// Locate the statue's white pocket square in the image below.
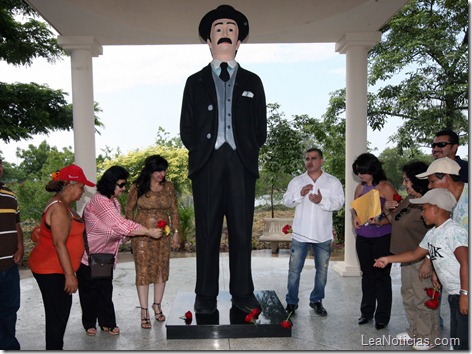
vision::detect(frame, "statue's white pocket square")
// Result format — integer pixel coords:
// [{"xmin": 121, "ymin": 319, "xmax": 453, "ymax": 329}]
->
[{"xmin": 242, "ymin": 91, "xmax": 254, "ymax": 98}]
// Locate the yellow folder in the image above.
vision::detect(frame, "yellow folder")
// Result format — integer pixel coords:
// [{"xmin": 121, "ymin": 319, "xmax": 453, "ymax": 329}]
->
[{"xmin": 351, "ymin": 189, "xmax": 381, "ymax": 225}]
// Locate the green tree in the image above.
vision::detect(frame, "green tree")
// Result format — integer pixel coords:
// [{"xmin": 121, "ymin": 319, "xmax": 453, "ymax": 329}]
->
[
  {"xmin": 12, "ymin": 144, "xmax": 74, "ymax": 221},
  {"xmin": 368, "ymin": 0, "xmax": 468, "ymax": 150},
  {"xmin": 0, "ymin": 0, "xmax": 103, "ymax": 143},
  {"xmin": 13, "ymin": 140, "xmax": 73, "ymax": 180},
  {"xmin": 378, "ymin": 147, "xmax": 433, "ymax": 191},
  {"xmin": 97, "ymin": 145, "xmax": 191, "ymax": 207},
  {"xmin": 258, "ymin": 103, "xmax": 305, "ymax": 217}
]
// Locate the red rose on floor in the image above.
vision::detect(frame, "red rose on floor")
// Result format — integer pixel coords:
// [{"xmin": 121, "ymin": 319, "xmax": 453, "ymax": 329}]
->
[
  {"xmin": 280, "ymin": 320, "xmax": 292, "ymax": 328},
  {"xmin": 245, "ymin": 313, "xmax": 257, "ymax": 325},
  {"xmin": 393, "ymin": 193, "xmax": 403, "ymax": 202},
  {"xmin": 280, "ymin": 311, "xmax": 293, "ymax": 328},
  {"xmin": 251, "ymin": 308, "xmax": 260, "ymax": 316},
  {"xmin": 282, "ymin": 224, "xmax": 293, "ymax": 234},
  {"xmin": 179, "ymin": 310, "xmax": 193, "ymax": 324}
]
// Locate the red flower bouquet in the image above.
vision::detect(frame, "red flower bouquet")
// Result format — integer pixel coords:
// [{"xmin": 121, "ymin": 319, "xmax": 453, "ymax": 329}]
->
[
  {"xmin": 282, "ymin": 224, "xmax": 293, "ymax": 234},
  {"xmin": 424, "ymin": 287, "xmax": 440, "ymax": 309},
  {"xmin": 157, "ymin": 220, "xmax": 171, "ymax": 235}
]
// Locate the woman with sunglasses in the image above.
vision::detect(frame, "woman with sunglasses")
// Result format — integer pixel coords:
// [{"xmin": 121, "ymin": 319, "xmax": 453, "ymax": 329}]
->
[
  {"xmin": 77, "ymin": 166, "xmax": 163, "ymax": 336},
  {"xmin": 125, "ymin": 155, "xmax": 180, "ymax": 328},
  {"xmin": 352, "ymin": 153, "xmax": 398, "ymax": 330},
  {"xmin": 382, "ymin": 160, "xmax": 440, "ymax": 350}
]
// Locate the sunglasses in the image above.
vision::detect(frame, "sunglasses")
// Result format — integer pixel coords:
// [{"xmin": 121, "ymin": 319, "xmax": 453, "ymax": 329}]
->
[
  {"xmin": 395, "ymin": 207, "xmax": 410, "ymax": 221},
  {"xmin": 116, "ymin": 182, "xmax": 127, "ymax": 189},
  {"xmin": 431, "ymin": 142, "xmax": 453, "ymax": 148}
]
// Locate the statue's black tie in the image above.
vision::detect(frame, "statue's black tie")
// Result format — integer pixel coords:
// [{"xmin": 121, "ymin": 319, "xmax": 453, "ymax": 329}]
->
[{"xmin": 219, "ymin": 62, "xmax": 230, "ymax": 82}]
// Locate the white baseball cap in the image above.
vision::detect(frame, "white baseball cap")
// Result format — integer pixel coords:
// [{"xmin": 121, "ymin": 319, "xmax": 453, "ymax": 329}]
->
[
  {"xmin": 415, "ymin": 157, "xmax": 460, "ymax": 179},
  {"xmin": 410, "ymin": 188, "xmax": 457, "ymax": 212}
]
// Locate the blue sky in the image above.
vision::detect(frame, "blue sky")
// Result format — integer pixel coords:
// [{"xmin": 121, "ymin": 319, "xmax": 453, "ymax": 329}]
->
[{"xmin": 1, "ymin": 43, "xmax": 467, "ymax": 164}]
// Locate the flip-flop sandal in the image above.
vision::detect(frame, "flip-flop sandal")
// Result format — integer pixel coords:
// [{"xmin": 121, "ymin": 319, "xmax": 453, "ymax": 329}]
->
[
  {"xmin": 85, "ymin": 328, "xmax": 97, "ymax": 336},
  {"xmin": 100, "ymin": 326, "xmax": 120, "ymax": 335}
]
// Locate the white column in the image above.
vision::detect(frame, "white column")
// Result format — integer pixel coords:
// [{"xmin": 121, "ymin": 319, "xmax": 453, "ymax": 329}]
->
[
  {"xmin": 57, "ymin": 36, "xmax": 103, "ymax": 213},
  {"xmin": 332, "ymin": 32, "xmax": 381, "ymax": 276}
]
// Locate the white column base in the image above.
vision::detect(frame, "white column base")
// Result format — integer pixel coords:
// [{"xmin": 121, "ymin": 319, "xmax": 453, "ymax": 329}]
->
[{"xmin": 332, "ymin": 261, "xmax": 362, "ymax": 277}]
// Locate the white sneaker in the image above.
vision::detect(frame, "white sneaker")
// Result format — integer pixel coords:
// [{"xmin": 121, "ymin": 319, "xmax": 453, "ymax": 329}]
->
[
  {"xmin": 396, "ymin": 332, "xmax": 412, "ymax": 342},
  {"xmin": 413, "ymin": 342, "xmax": 436, "ymax": 351}
]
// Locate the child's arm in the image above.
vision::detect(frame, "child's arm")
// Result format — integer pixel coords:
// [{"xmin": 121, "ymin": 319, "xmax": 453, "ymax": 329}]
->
[
  {"xmin": 455, "ymin": 246, "xmax": 468, "ymax": 315},
  {"xmin": 374, "ymin": 246, "xmax": 429, "ymax": 268}
]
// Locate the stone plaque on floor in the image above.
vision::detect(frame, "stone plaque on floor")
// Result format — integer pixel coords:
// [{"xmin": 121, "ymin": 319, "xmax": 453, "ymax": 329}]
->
[{"xmin": 166, "ymin": 290, "xmax": 291, "ymax": 339}]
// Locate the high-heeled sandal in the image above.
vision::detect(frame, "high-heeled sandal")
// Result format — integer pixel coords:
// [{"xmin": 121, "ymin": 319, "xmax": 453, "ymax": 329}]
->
[
  {"xmin": 141, "ymin": 307, "xmax": 152, "ymax": 329},
  {"xmin": 152, "ymin": 302, "xmax": 166, "ymax": 322}
]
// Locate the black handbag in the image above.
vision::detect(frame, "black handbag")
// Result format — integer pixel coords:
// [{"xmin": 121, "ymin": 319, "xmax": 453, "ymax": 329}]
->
[{"xmin": 83, "ymin": 229, "xmax": 115, "ymax": 279}]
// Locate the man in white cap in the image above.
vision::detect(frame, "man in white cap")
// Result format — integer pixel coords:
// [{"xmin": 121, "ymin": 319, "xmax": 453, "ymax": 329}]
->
[
  {"xmin": 416, "ymin": 157, "xmax": 468, "ymax": 231},
  {"xmin": 374, "ymin": 188, "xmax": 468, "ymax": 351},
  {"xmin": 180, "ymin": 4, "xmax": 266, "ymax": 315}
]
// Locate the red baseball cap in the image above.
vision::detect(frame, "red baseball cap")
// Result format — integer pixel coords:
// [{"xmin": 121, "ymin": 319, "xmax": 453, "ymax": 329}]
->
[{"xmin": 53, "ymin": 164, "xmax": 95, "ymax": 187}]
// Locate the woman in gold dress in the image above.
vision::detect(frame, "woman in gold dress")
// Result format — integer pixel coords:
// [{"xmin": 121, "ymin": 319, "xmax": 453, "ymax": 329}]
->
[{"xmin": 125, "ymin": 155, "xmax": 180, "ymax": 328}]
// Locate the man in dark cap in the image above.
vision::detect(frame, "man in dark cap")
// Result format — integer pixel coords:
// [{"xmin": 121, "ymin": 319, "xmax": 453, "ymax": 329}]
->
[{"xmin": 180, "ymin": 4, "xmax": 266, "ymax": 314}]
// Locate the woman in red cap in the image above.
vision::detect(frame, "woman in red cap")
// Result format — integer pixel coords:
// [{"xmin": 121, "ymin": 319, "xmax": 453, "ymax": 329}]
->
[{"xmin": 29, "ymin": 164, "xmax": 95, "ymax": 350}]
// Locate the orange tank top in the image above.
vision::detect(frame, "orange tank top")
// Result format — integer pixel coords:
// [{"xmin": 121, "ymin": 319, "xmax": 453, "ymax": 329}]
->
[{"xmin": 29, "ymin": 200, "xmax": 85, "ymax": 274}]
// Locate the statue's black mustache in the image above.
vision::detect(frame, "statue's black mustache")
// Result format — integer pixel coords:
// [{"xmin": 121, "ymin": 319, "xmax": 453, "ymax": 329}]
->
[{"xmin": 217, "ymin": 38, "xmax": 232, "ymax": 44}]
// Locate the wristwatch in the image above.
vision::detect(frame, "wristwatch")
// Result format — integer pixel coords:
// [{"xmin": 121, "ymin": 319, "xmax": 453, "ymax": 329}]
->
[{"xmin": 459, "ymin": 289, "xmax": 468, "ymax": 296}]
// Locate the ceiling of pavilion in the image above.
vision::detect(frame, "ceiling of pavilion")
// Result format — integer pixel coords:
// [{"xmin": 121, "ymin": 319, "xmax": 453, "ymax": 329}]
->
[{"xmin": 26, "ymin": 0, "xmax": 409, "ymax": 46}]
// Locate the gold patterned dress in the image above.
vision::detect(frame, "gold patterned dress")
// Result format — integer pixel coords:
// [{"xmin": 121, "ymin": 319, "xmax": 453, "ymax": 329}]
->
[{"xmin": 125, "ymin": 181, "xmax": 179, "ymax": 285}]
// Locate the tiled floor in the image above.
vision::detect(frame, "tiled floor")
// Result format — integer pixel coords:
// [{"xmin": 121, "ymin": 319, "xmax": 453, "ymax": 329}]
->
[{"xmin": 16, "ymin": 250, "xmax": 452, "ymax": 351}]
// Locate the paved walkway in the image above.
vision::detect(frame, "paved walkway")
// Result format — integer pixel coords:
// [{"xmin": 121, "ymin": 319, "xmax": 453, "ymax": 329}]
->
[{"xmin": 17, "ymin": 250, "xmax": 452, "ymax": 351}]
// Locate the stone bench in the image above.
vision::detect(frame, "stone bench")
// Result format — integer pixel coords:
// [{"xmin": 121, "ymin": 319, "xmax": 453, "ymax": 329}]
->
[{"xmin": 259, "ymin": 217, "xmax": 293, "ymax": 253}]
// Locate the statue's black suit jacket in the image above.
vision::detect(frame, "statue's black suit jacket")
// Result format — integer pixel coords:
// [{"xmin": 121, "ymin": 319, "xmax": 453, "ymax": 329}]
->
[{"xmin": 180, "ymin": 64, "xmax": 267, "ymax": 179}]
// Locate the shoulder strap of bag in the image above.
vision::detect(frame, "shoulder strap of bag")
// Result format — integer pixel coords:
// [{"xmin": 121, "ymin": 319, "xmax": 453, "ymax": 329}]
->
[{"xmin": 82, "ymin": 210, "xmax": 91, "ymax": 256}]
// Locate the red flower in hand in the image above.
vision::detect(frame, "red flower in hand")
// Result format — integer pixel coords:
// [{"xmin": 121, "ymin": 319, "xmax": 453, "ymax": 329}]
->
[
  {"xmin": 393, "ymin": 194, "xmax": 403, "ymax": 203},
  {"xmin": 425, "ymin": 287, "xmax": 440, "ymax": 300},
  {"xmin": 425, "ymin": 299, "xmax": 439, "ymax": 309},
  {"xmin": 280, "ymin": 311, "xmax": 293, "ymax": 328},
  {"xmin": 424, "ymin": 287, "xmax": 440, "ymax": 309},
  {"xmin": 157, "ymin": 220, "xmax": 171, "ymax": 235},
  {"xmin": 282, "ymin": 224, "xmax": 293, "ymax": 234}
]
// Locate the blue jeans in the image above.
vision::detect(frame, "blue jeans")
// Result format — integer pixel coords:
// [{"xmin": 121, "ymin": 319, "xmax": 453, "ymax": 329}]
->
[
  {"xmin": 286, "ymin": 239, "xmax": 332, "ymax": 305},
  {"xmin": 448, "ymin": 295, "xmax": 468, "ymax": 350},
  {"xmin": 0, "ymin": 264, "xmax": 21, "ymax": 350}
]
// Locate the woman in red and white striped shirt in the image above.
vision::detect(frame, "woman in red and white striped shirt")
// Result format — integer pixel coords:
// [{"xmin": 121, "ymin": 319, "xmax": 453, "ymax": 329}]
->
[{"xmin": 77, "ymin": 166, "xmax": 163, "ymax": 336}]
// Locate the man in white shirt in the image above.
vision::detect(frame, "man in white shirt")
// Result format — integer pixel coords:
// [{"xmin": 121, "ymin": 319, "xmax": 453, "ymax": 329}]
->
[{"xmin": 283, "ymin": 148, "xmax": 344, "ymax": 316}]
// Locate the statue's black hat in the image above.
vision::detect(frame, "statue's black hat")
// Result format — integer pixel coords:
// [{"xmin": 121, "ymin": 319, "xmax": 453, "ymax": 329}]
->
[{"xmin": 198, "ymin": 4, "xmax": 249, "ymax": 42}]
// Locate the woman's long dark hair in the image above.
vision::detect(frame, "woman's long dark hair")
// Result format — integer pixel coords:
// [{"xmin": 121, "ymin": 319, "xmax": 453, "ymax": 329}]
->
[
  {"xmin": 97, "ymin": 166, "xmax": 129, "ymax": 198},
  {"xmin": 352, "ymin": 153, "xmax": 387, "ymax": 186},
  {"xmin": 402, "ymin": 160, "xmax": 430, "ymax": 196},
  {"xmin": 134, "ymin": 155, "xmax": 169, "ymax": 198}
]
